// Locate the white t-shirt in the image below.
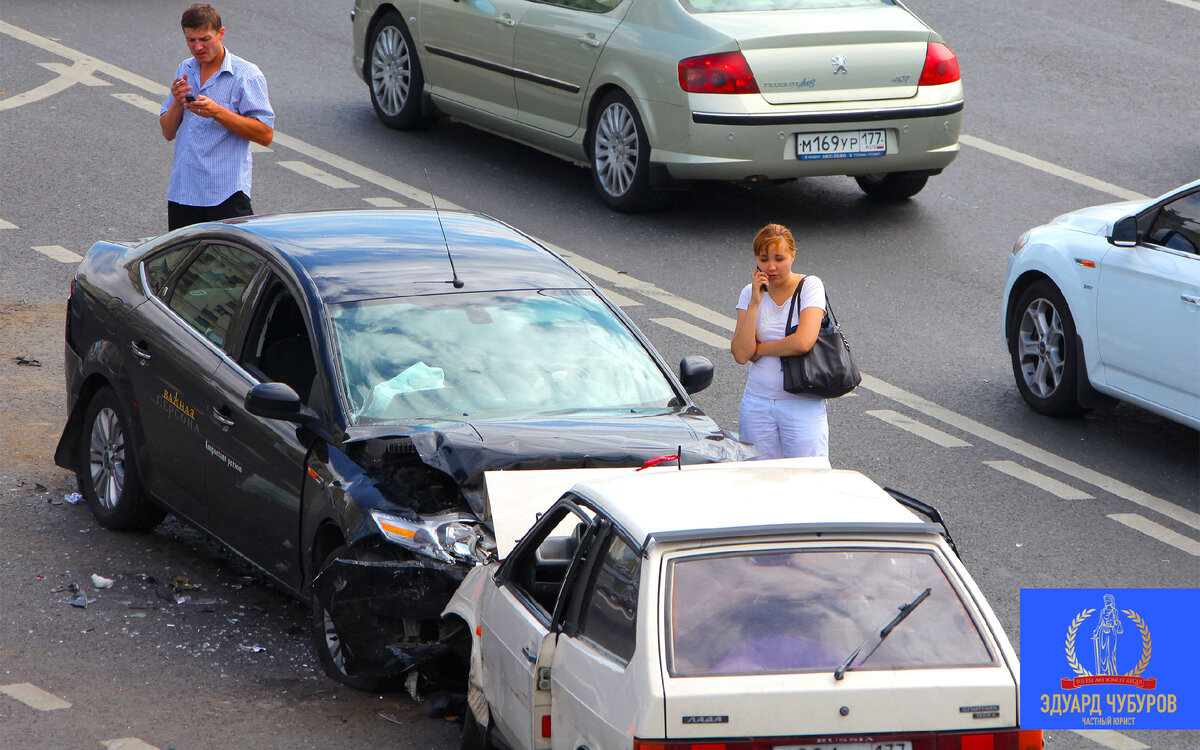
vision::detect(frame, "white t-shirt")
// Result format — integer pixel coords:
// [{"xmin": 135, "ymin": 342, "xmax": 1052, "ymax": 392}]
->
[{"xmin": 737, "ymin": 275, "xmax": 826, "ymax": 399}]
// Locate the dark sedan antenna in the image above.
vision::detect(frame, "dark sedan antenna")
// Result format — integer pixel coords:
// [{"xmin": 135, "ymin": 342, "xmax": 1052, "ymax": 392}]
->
[{"xmin": 425, "ymin": 169, "xmax": 464, "ymax": 289}]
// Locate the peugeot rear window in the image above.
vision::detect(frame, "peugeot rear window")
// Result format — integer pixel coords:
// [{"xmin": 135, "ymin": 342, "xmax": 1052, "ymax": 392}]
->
[
  {"xmin": 665, "ymin": 547, "xmax": 993, "ymax": 677},
  {"xmin": 680, "ymin": 0, "xmax": 894, "ymax": 13}
]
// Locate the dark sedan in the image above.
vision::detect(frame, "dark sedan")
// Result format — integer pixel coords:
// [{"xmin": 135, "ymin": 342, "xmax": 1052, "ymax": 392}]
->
[{"xmin": 53, "ymin": 209, "xmax": 749, "ymax": 690}]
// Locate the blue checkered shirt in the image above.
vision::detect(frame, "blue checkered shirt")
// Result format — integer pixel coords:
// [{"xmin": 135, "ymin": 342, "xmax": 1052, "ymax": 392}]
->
[{"xmin": 160, "ymin": 50, "xmax": 274, "ymax": 207}]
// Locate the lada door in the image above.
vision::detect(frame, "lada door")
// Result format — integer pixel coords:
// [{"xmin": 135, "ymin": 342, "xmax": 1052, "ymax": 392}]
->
[
  {"xmin": 1096, "ymin": 190, "xmax": 1200, "ymax": 419},
  {"xmin": 420, "ymin": 0, "xmax": 528, "ymax": 118},
  {"xmin": 513, "ymin": 0, "xmax": 630, "ymax": 137},
  {"xmin": 123, "ymin": 241, "xmax": 262, "ymax": 528}
]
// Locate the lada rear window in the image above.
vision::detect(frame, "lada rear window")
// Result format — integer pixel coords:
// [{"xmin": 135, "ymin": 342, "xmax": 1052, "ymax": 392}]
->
[
  {"xmin": 680, "ymin": 0, "xmax": 894, "ymax": 14},
  {"xmin": 665, "ymin": 548, "xmax": 993, "ymax": 677}
]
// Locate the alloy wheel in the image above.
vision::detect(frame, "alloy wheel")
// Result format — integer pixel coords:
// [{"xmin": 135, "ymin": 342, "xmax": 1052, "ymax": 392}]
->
[
  {"xmin": 88, "ymin": 407, "xmax": 125, "ymax": 511},
  {"xmin": 371, "ymin": 26, "xmax": 411, "ymax": 117},
  {"xmin": 322, "ymin": 607, "xmax": 347, "ymax": 673},
  {"xmin": 594, "ymin": 102, "xmax": 639, "ymax": 198},
  {"xmin": 1017, "ymin": 298, "xmax": 1066, "ymax": 398}
]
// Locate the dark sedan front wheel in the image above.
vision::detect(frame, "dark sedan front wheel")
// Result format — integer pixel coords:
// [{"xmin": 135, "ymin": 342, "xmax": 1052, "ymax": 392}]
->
[
  {"xmin": 1010, "ymin": 280, "xmax": 1085, "ymax": 416},
  {"xmin": 77, "ymin": 387, "xmax": 164, "ymax": 531},
  {"xmin": 310, "ymin": 547, "xmax": 398, "ymax": 692}
]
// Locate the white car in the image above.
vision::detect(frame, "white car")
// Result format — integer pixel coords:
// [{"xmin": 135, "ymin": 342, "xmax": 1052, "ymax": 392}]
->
[
  {"xmin": 444, "ymin": 458, "xmax": 1041, "ymax": 750},
  {"xmin": 1002, "ymin": 179, "xmax": 1200, "ymax": 429}
]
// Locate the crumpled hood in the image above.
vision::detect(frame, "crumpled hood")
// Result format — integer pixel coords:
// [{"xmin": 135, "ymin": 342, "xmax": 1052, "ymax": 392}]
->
[{"xmin": 346, "ymin": 411, "xmax": 753, "ymax": 520}]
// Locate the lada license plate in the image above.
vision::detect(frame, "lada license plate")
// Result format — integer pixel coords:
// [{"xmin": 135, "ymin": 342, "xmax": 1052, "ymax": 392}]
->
[
  {"xmin": 777, "ymin": 743, "xmax": 912, "ymax": 750},
  {"xmin": 796, "ymin": 130, "xmax": 886, "ymax": 160}
]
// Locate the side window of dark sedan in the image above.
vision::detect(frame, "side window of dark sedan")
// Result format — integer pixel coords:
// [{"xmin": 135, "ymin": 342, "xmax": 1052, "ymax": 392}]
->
[
  {"xmin": 576, "ymin": 532, "xmax": 640, "ymax": 664},
  {"xmin": 1147, "ymin": 192, "xmax": 1200, "ymax": 255},
  {"xmin": 143, "ymin": 246, "xmax": 193, "ymax": 299},
  {"xmin": 168, "ymin": 244, "xmax": 261, "ymax": 347},
  {"xmin": 243, "ymin": 281, "xmax": 319, "ymax": 404}
]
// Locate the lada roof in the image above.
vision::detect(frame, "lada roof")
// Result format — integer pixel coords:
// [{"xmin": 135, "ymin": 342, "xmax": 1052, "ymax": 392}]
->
[{"xmin": 569, "ymin": 460, "xmax": 939, "ymax": 550}]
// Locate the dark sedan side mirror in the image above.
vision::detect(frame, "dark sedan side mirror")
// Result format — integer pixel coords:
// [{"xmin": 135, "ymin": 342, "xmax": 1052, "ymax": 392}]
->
[
  {"xmin": 245, "ymin": 382, "xmax": 320, "ymax": 426},
  {"xmin": 679, "ymin": 356, "xmax": 714, "ymax": 394},
  {"xmin": 1110, "ymin": 215, "xmax": 1138, "ymax": 247}
]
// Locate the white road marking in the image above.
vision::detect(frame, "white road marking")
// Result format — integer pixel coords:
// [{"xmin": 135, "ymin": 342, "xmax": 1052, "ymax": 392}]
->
[
  {"xmin": 651, "ymin": 317, "xmax": 730, "ymax": 349},
  {"xmin": 867, "ymin": 409, "xmax": 971, "ymax": 448},
  {"xmin": 864, "ymin": 373, "xmax": 1200, "ymax": 531},
  {"xmin": 0, "ymin": 683, "xmax": 72, "ymax": 711},
  {"xmin": 596, "ymin": 287, "xmax": 641, "ymax": 307},
  {"xmin": 102, "ymin": 739, "xmax": 162, "ymax": 750},
  {"xmin": 40, "ymin": 60, "xmax": 109, "ymax": 86},
  {"xmin": 110, "ymin": 92, "xmax": 159, "ymax": 114},
  {"xmin": 0, "ymin": 218, "xmax": 17, "ymax": 229},
  {"xmin": 959, "ymin": 135, "xmax": 1149, "ymax": 202},
  {"xmin": 0, "ymin": 19, "xmax": 1193, "ymax": 538},
  {"xmin": 1071, "ymin": 729, "xmax": 1150, "ymax": 750},
  {"xmin": 985, "ymin": 460, "xmax": 1094, "ymax": 500},
  {"xmin": 276, "ymin": 160, "xmax": 358, "ymax": 189},
  {"xmin": 33, "ymin": 244, "xmax": 83, "ymax": 263},
  {"xmin": 0, "ymin": 59, "xmax": 107, "ymax": 111},
  {"xmin": 1108, "ymin": 513, "xmax": 1200, "ymax": 557},
  {"xmin": 1164, "ymin": 0, "xmax": 1200, "ymax": 9},
  {"xmin": 364, "ymin": 196, "xmax": 407, "ymax": 208}
]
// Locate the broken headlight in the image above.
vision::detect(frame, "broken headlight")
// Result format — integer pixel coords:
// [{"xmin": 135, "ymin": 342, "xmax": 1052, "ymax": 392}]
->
[{"xmin": 369, "ymin": 510, "xmax": 497, "ymax": 565}]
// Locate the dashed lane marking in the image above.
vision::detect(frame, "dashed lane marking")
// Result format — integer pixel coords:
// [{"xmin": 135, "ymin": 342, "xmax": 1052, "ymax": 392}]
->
[
  {"xmin": 32, "ymin": 244, "xmax": 83, "ymax": 263},
  {"xmin": 959, "ymin": 135, "xmax": 1149, "ymax": 202},
  {"xmin": 102, "ymin": 739, "xmax": 162, "ymax": 750},
  {"xmin": 0, "ymin": 683, "xmax": 72, "ymax": 711},
  {"xmin": 276, "ymin": 160, "xmax": 358, "ymax": 189},
  {"xmin": 1165, "ymin": 0, "xmax": 1200, "ymax": 9},
  {"xmin": 110, "ymin": 92, "xmax": 159, "ymax": 114},
  {"xmin": 984, "ymin": 460, "xmax": 1094, "ymax": 500},
  {"xmin": 1108, "ymin": 513, "xmax": 1200, "ymax": 557},
  {"xmin": 1071, "ymin": 730, "xmax": 1150, "ymax": 750},
  {"xmin": 651, "ymin": 317, "xmax": 731, "ymax": 350},
  {"xmin": 0, "ymin": 218, "xmax": 17, "ymax": 229},
  {"xmin": 364, "ymin": 196, "xmax": 407, "ymax": 208},
  {"xmin": 866, "ymin": 409, "xmax": 971, "ymax": 448},
  {"xmin": 596, "ymin": 287, "xmax": 641, "ymax": 307}
]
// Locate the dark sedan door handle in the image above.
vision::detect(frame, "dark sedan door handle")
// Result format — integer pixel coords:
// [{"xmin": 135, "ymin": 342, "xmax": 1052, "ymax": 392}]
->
[
  {"xmin": 521, "ymin": 646, "xmax": 538, "ymax": 663},
  {"xmin": 211, "ymin": 406, "xmax": 235, "ymax": 430},
  {"xmin": 130, "ymin": 341, "xmax": 152, "ymax": 364}
]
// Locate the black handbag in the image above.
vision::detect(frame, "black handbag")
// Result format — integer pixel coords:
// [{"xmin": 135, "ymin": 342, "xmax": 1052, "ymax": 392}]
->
[{"xmin": 780, "ymin": 278, "xmax": 861, "ymax": 398}]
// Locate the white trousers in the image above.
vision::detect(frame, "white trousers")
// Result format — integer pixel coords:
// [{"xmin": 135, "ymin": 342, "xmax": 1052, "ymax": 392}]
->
[{"xmin": 738, "ymin": 392, "xmax": 829, "ymax": 459}]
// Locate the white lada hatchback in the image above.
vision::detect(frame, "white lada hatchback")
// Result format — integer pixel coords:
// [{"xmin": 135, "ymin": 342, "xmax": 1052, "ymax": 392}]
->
[{"xmin": 445, "ymin": 459, "xmax": 1042, "ymax": 750}]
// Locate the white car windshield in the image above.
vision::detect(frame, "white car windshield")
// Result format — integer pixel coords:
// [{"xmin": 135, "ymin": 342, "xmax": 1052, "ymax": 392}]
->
[
  {"xmin": 666, "ymin": 548, "xmax": 993, "ymax": 677},
  {"xmin": 681, "ymin": 0, "xmax": 894, "ymax": 13},
  {"xmin": 331, "ymin": 289, "xmax": 678, "ymax": 424}
]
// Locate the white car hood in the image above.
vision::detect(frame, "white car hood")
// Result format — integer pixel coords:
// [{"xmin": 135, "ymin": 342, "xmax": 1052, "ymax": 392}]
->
[{"xmin": 1049, "ymin": 198, "xmax": 1149, "ymax": 235}]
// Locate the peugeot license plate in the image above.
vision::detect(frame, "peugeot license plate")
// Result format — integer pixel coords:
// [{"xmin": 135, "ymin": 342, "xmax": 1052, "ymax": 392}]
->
[
  {"xmin": 777, "ymin": 743, "xmax": 912, "ymax": 750},
  {"xmin": 796, "ymin": 130, "xmax": 886, "ymax": 160}
]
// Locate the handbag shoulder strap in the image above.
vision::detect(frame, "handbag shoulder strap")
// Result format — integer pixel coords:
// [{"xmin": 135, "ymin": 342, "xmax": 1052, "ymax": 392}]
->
[{"xmin": 784, "ymin": 276, "xmax": 805, "ymax": 331}]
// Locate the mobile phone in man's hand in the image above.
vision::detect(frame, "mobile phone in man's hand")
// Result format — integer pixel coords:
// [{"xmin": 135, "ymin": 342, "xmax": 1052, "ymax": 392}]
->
[{"xmin": 185, "ymin": 94, "xmax": 197, "ymax": 103}]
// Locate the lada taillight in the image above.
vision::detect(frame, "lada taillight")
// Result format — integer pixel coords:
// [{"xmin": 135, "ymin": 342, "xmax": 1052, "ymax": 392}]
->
[
  {"xmin": 678, "ymin": 51, "xmax": 760, "ymax": 94},
  {"xmin": 938, "ymin": 729, "xmax": 1043, "ymax": 750},
  {"xmin": 919, "ymin": 41, "xmax": 960, "ymax": 85}
]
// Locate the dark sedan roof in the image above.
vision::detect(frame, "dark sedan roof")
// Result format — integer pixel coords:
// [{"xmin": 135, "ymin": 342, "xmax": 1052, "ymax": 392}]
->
[{"xmin": 217, "ymin": 209, "xmax": 591, "ymax": 304}]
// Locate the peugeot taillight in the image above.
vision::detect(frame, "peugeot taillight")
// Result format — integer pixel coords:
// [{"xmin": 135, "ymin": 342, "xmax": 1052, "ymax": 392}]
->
[
  {"xmin": 919, "ymin": 41, "xmax": 960, "ymax": 86},
  {"xmin": 678, "ymin": 52, "xmax": 760, "ymax": 94}
]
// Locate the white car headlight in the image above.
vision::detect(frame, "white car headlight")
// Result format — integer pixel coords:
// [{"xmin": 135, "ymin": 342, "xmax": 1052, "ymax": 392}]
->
[
  {"xmin": 370, "ymin": 510, "xmax": 496, "ymax": 565},
  {"xmin": 1012, "ymin": 231, "xmax": 1031, "ymax": 255}
]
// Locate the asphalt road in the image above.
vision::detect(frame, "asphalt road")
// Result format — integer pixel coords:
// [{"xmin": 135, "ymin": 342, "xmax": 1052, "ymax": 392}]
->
[{"xmin": 0, "ymin": 1, "xmax": 1197, "ymax": 749}]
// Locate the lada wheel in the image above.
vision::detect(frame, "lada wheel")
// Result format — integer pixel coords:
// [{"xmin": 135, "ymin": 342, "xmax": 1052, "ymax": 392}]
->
[
  {"xmin": 1010, "ymin": 280, "xmax": 1084, "ymax": 415},
  {"xmin": 368, "ymin": 12, "xmax": 430, "ymax": 130},
  {"xmin": 77, "ymin": 387, "xmax": 164, "ymax": 531},
  {"xmin": 855, "ymin": 171, "xmax": 929, "ymax": 199},
  {"xmin": 589, "ymin": 91, "xmax": 666, "ymax": 212}
]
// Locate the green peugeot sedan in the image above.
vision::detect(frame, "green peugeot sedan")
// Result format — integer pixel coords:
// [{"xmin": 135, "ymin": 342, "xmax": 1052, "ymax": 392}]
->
[{"xmin": 351, "ymin": 0, "xmax": 963, "ymax": 211}]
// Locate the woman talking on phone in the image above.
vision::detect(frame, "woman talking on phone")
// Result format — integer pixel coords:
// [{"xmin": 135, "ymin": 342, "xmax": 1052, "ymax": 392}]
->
[{"xmin": 731, "ymin": 224, "xmax": 828, "ymax": 459}]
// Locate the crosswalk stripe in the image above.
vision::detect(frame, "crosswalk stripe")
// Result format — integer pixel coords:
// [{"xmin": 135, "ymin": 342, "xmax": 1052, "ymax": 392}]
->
[
  {"xmin": 0, "ymin": 683, "xmax": 72, "ymax": 711},
  {"xmin": 33, "ymin": 244, "xmax": 83, "ymax": 263},
  {"xmin": 867, "ymin": 409, "xmax": 971, "ymax": 447},
  {"xmin": 1108, "ymin": 513, "xmax": 1200, "ymax": 557},
  {"xmin": 984, "ymin": 460, "xmax": 1094, "ymax": 500},
  {"xmin": 275, "ymin": 160, "xmax": 358, "ymax": 189},
  {"xmin": 651, "ymin": 317, "xmax": 729, "ymax": 350}
]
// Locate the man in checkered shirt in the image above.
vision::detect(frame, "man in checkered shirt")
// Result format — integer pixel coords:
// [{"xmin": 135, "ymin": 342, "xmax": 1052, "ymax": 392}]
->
[{"xmin": 159, "ymin": 4, "xmax": 274, "ymax": 230}]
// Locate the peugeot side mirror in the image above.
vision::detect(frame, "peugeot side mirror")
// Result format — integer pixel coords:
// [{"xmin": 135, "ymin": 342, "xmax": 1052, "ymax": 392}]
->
[
  {"xmin": 679, "ymin": 356, "xmax": 714, "ymax": 394},
  {"xmin": 245, "ymin": 382, "xmax": 320, "ymax": 426},
  {"xmin": 1110, "ymin": 215, "xmax": 1138, "ymax": 247}
]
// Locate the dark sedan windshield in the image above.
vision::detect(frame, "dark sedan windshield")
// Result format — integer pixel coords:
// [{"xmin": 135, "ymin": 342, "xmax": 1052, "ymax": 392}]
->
[{"xmin": 330, "ymin": 290, "xmax": 678, "ymax": 424}]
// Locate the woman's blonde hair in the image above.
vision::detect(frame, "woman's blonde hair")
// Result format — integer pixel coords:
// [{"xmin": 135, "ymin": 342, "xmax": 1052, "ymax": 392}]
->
[{"xmin": 752, "ymin": 223, "xmax": 795, "ymax": 256}]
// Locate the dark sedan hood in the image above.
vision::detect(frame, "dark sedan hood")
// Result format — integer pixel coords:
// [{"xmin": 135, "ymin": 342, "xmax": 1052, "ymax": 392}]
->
[{"xmin": 344, "ymin": 410, "xmax": 753, "ymax": 519}]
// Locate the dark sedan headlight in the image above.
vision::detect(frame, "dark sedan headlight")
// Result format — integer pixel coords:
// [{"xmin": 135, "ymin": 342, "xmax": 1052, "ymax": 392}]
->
[{"xmin": 369, "ymin": 510, "xmax": 496, "ymax": 565}]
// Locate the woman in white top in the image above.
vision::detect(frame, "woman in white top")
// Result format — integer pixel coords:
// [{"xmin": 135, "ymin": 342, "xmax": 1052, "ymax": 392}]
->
[{"xmin": 731, "ymin": 224, "xmax": 828, "ymax": 459}]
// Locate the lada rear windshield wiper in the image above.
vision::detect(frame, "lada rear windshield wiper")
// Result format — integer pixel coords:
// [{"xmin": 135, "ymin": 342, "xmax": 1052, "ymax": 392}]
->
[{"xmin": 834, "ymin": 587, "xmax": 932, "ymax": 681}]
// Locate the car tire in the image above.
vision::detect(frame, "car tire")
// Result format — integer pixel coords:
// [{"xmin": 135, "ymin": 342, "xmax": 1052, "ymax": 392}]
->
[
  {"xmin": 589, "ymin": 91, "xmax": 667, "ymax": 212},
  {"xmin": 310, "ymin": 547, "xmax": 398, "ymax": 692},
  {"xmin": 367, "ymin": 12, "xmax": 431, "ymax": 130},
  {"xmin": 458, "ymin": 711, "xmax": 492, "ymax": 750},
  {"xmin": 1009, "ymin": 280, "xmax": 1085, "ymax": 416},
  {"xmin": 77, "ymin": 387, "xmax": 165, "ymax": 531},
  {"xmin": 854, "ymin": 171, "xmax": 929, "ymax": 200}
]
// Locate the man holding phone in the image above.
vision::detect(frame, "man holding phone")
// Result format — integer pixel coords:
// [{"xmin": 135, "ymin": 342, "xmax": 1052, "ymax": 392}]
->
[{"xmin": 159, "ymin": 4, "xmax": 274, "ymax": 230}]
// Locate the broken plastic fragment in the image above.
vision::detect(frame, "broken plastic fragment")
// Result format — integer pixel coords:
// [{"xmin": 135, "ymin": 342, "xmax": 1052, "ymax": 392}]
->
[
  {"xmin": 238, "ymin": 644, "xmax": 267, "ymax": 654},
  {"xmin": 91, "ymin": 574, "xmax": 115, "ymax": 589},
  {"xmin": 64, "ymin": 492, "xmax": 84, "ymax": 505}
]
